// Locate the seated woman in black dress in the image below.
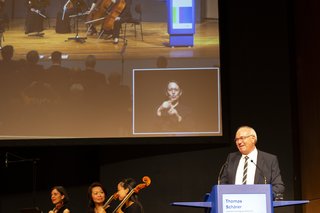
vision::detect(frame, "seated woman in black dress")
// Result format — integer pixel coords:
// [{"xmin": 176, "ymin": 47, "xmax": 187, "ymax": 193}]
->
[
  {"xmin": 25, "ymin": 0, "xmax": 49, "ymax": 36},
  {"xmin": 115, "ymin": 178, "xmax": 144, "ymax": 213},
  {"xmin": 49, "ymin": 186, "xmax": 71, "ymax": 213}
]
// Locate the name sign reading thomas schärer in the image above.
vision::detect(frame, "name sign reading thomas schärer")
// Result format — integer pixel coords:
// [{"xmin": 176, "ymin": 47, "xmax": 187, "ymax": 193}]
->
[{"xmin": 222, "ymin": 194, "xmax": 267, "ymax": 213}]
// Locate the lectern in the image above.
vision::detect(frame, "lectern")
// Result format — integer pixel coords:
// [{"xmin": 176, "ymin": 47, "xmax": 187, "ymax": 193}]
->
[
  {"xmin": 172, "ymin": 184, "xmax": 309, "ymax": 213},
  {"xmin": 167, "ymin": 0, "xmax": 195, "ymax": 47}
]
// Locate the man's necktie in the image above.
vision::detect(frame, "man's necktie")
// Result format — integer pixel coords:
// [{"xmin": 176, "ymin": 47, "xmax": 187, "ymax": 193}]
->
[{"xmin": 242, "ymin": 156, "xmax": 249, "ymax": 184}]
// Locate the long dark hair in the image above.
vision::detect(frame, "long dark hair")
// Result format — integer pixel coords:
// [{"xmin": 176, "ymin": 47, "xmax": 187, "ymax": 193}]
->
[
  {"xmin": 119, "ymin": 178, "xmax": 144, "ymax": 213},
  {"xmin": 87, "ymin": 182, "xmax": 107, "ymax": 213}
]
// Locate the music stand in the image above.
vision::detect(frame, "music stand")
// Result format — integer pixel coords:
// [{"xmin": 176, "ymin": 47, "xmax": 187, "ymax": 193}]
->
[
  {"xmin": 120, "ymin": 39, "xmax": 127, "ymax": 82},
  {"xmin": 66, "ymin": 0, "xmax": 87, "ymax": 43}
]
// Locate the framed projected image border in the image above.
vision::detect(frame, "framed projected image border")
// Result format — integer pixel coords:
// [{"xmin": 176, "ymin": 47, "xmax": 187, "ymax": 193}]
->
[{"xmin": 132, "ymin": 67, "xmax": 222, "ymax": 137}]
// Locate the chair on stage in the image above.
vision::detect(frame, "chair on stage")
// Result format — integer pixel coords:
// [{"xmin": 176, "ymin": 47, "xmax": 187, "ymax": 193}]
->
[{"xmin": 122, "ymin": 3, "xmax": 143, "ymax": 41}]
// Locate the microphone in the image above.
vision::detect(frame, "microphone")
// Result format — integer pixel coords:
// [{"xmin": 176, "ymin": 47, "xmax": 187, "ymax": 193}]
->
[
  {"xmin": 5, "ymin": 152, "xmax": 8, "ymax": 168},
  {"xmin": 120, "ymin": 39, "xmax": 128, "ymax": 56},
  {"xmin": 250, "ymin": 159, "xmax": 267, "ymax": 184},
  {"xmin": 217, "ymin": 162, "xmax": 228, "ymax": 185}
]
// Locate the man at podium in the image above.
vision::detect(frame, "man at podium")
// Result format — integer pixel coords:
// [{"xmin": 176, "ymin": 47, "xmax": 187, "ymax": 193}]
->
[{"xmin": 220, "ymin": 126, "xmax": 285, "ymax": 200}]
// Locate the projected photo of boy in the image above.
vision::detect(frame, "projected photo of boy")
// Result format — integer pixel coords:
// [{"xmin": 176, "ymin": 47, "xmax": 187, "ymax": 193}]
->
[{"xmin": 133, "ymin": 68, "xmax": 221, "ymax": 136}]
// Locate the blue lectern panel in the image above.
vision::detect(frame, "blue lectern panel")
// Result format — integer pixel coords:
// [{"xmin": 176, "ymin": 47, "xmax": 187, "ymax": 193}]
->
[
  {"xmin": 171, "ymin": 184, "xmax": 308, "ymax": 211},
  {"xmin": 171, "ymin": 200, "xmax": 310, "ymax": 209},
  {"xmin": 212, "ymin": 184, "xmax": 273, "ymax": 213},
  {"xmin": 167, "ymin": 0, "xmax": 195, "ymax": 34},
  {"xmin": 167, "ymin": 0, "xmax": 195, "ymax": 46}
]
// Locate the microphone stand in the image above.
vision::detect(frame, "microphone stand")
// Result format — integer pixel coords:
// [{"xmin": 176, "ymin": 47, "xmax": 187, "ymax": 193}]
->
[
  {"xmin": 0, "ymin": 7, "xmax": 5, "ymax": 49},
  {"xmin": 0, "ymin": 31, "xmax": 3, "ymax": 49},
  {"xmin": 250, "ymin": 159, "xmax": 267, "ymax": 184},
  {"xmin": 5, "ymin": 152, "xmax": 40, "ymax": 208},
  {"xmin": 66, "ymin": 0, "xmax": 87, "ymax": 43},
  {"xmin": 120, "ymin": 39, "xmax": 127, "ymax": 83},
  {"xmin": 217, "ymin": 162, "xmax": 228, "ymax": 185}
]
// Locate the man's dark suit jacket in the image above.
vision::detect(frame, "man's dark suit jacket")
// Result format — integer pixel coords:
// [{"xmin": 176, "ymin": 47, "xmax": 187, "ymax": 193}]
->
[{"xmin": 220, "ymin": 150, "xmax": 285, "ymax": 197}]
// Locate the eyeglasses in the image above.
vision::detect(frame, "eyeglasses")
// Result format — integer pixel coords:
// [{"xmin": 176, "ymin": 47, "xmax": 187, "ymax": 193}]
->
[{"xmin": 234, "ymin": 135, "xmax": 253, "ymax": 143}]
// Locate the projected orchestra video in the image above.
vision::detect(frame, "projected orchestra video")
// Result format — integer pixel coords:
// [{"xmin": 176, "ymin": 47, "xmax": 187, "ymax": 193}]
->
[
  {"xmin": 18, "ymin": 0, "xmax": 132, "ymax": 44},
  {"xmin": 0, "ymin": 0, "xmax": 219, "ymax": 139}
]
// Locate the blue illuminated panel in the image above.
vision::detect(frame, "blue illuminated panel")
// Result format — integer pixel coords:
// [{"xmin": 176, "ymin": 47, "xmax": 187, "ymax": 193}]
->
[{"xmin": 167, "ymin": 0, "xmax": 195, "ymax": 46}]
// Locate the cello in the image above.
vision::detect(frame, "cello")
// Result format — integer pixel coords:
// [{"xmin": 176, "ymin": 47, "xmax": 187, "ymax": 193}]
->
[
  {"xmin": 101, "ymin": 0, "xmax": 125, "ymax": 32},
  {"xmin": 112, "ymin": 176, "xmax": 151, "ymax": 213},
  {"xmin": 86, "ymin": 0, "xmax": 113, "ymax": 27}
]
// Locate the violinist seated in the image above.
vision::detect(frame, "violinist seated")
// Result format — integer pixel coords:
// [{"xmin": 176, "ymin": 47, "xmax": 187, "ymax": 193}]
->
[
  {"xmin": 25, "ymin": 0, "xmax": 49, "ymax": 36},
  {"xmin": 56, "ymin": 0, "xmax": 88, "ymax": 34},
  {"xmin": 116, "ymin": 178, "xmax": 144, "ymax": 213},
  {"xmin": 49, "ymin": 186, "xmax": 71, "ymax": 213},
  {"xmin": 87, "ymin": 0, "xmax": 100, "ymax": 14}
]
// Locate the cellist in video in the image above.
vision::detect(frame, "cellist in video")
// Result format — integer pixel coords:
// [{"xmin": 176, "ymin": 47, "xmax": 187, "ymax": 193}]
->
[
  {"xmin": 86, "ymin": 0, "xmax": 115, "ymax": 35},
  {"xmin": 111, "ymin": 0, "xmax": 131, "ymax": 44},
  {"xmin": 86, "ymin": 0, "xmax": 132, "ymax": 44}
]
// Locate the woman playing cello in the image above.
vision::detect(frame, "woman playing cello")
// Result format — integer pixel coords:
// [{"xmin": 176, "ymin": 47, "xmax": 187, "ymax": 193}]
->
[
  {"xmin": 115, "ymin": 178, "xmax": 144, "ymax": 213},
  {"xmin": 110, "ymin": 0, "xmax": 131, "ymax": 44},
  {"xmin": 86, "ymin": 0, "xmax": 132, "ymax": 44},
  {"xmin": 86, "ymin": 0, "xmax": 116, "ymax": 35}
]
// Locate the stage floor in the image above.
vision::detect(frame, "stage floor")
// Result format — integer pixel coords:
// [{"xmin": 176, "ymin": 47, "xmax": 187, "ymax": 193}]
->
[{"xmin": 1, "ymin": 19, "xmax": 219, "ymax": 61}]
